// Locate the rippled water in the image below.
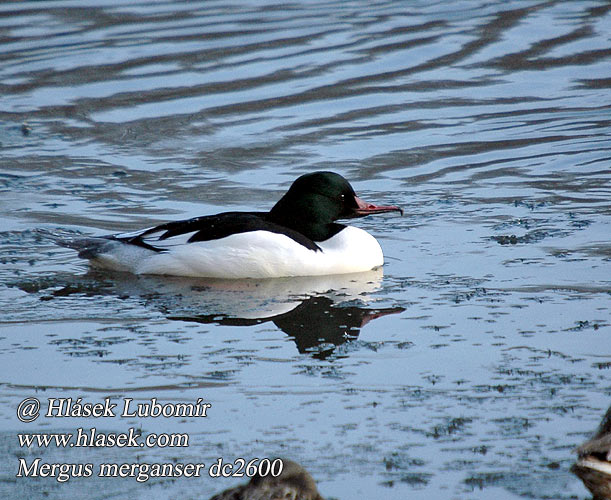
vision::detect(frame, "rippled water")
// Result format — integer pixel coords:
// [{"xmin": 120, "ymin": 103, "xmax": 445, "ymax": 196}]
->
[{"xmin": 1, "ymin": 1, "xmax": 610, "ymax": 499}]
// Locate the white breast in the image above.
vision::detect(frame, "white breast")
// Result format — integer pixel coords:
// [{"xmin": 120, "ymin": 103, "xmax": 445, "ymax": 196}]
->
[{"xmin": 90, "ymin": 226, "xmax": 384, "ymax": 278}]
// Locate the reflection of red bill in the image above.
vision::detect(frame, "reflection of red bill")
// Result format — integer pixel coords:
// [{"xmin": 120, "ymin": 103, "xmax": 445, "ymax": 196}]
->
[{"xmin": 360, "ymin": 306, "xmax": 405, "ymax": 328}]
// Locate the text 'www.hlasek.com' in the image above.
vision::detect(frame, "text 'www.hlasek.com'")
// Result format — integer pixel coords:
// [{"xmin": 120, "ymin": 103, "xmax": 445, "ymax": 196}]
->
[{"xmin": 15, "ymin": 397, "xmax": 283, "ymax": 483}]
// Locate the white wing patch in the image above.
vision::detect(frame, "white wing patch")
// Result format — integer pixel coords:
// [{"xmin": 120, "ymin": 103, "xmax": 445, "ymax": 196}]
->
[
  {"xmin": 140, "ymin": 231, "xmax": 199, "ymax": 249},
  {"xmin": 115, "ymin": 228, "xmax": 200, "ymax": 250},
  {"xmin": 113, "ymin": 227, "xmax": 159, "ymax": 239}
]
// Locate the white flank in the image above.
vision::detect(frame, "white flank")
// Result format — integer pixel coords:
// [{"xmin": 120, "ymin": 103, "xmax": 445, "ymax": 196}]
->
[{"xmin": 88, "ymin": 226, "xmax": 384, "ymax": 278}]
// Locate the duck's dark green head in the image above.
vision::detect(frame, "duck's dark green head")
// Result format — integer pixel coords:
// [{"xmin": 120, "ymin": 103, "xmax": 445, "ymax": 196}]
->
[{"xmin": 269, "ymin": 171, "xmax": 402, "ymax": 241}]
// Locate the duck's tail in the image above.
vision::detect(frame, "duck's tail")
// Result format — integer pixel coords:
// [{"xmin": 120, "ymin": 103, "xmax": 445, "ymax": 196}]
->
[
  {"xmin": 36, "ymin": 228, "xmax": 115, "ymax": 259},
  {"xmin": 57, "ymin": 236, "xmax": 117, "ymax": 259}
]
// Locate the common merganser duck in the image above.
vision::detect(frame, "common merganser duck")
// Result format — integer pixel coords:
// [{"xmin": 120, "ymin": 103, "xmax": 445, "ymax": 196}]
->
[
  {"xmin": 60, "ymin": 171, "xmax": 402, "ymax": 278},
  {"xmin": 572, "ymin": 406, "xmax": 611, "ymax": 499},
  {"xmin": 209, "ymin": 459, "xmax": 324, "ymax": 500}
]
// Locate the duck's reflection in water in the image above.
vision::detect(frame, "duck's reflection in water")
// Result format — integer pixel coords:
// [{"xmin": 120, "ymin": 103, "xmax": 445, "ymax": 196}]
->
[
  {"xmin": 572, "ymin": 406, "xmax": 611, "ymax": 500},
  {"xmin": 111, "ymin": 268, "xmax": 403, "ymax": 359},
  {"xmin": 209, "ymin": 459, "xmax": 324, "ymax": 500}
]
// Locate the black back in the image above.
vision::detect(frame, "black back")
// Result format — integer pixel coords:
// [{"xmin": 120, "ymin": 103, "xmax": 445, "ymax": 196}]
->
[{"xmin": 116, "ymin": 172, "xmax": 362, "ymax": 252}]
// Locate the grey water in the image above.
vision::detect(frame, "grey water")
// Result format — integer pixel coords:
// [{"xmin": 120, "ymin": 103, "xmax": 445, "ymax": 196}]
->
[{"xmin": 0, "ymin": 1, "xmax": 610, "ymax": 499}]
